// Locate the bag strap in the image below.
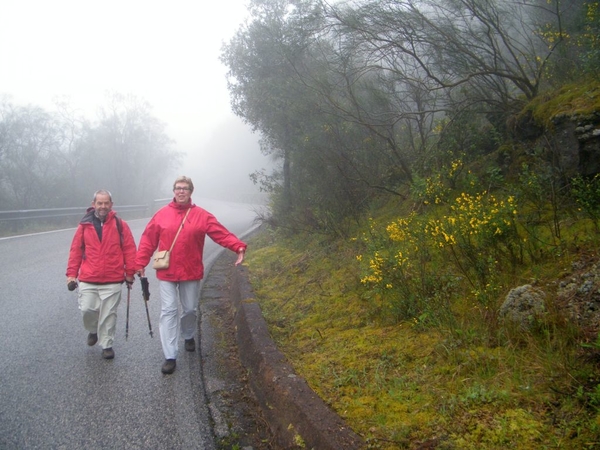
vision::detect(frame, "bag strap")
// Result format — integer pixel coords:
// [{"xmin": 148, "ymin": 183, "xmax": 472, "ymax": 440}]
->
[
  {"xmin": 81, "ymin": 215, "xmax": 123, "ymax": 250},
  {"xmin": 115, "ymin": 216, "xmax": 123, "ymax": 249},
  {"xmin": 168, "ymin": 208, "xmax": 191, "ymax": 252}
]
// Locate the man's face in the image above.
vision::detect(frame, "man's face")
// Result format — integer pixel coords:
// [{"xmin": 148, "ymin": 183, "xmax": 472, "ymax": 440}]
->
[
  {"xmin": 93, "ymin": 193, "xmax": 113, "ymax": 220},
  {"xmin": 173, "ymin": 183, "xmax": 192, "ymax": 204}
]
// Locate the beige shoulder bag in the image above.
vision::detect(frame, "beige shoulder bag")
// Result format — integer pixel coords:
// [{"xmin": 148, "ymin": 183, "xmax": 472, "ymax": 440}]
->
[{"xmin": 152, "ymin": 208, "xmax": 191, "ymax": 270}]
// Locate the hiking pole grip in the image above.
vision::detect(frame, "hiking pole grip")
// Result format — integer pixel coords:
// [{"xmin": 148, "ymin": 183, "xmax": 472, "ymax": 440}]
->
[
  {"xmin": 140, "ymin": 277, "xmax": 153, "ymax": 338},
  {"xmin": 140, "ymin": 276, "xmax": 150, "ymax": 301}
]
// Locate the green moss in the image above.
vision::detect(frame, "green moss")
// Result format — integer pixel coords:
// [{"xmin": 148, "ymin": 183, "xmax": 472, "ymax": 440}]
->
[
  {"xmin": 245, "ymin": 218, "xmax": 600, "ymax": 449},
  {"xmin": 522, "ymin": 79, "xmax": 600, "ymax": 129}
]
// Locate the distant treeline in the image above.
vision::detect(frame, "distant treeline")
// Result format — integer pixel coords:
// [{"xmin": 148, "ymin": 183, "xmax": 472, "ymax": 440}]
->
[{"xmin": 0, "ymin": 92, "xmax": 182, "ymax": 210}]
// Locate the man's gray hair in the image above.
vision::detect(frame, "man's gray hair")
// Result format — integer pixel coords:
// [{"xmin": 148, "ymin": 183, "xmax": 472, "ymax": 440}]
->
[{"xmin": 93, "ymin": 189, "xmax": 113, "ymax": 202}]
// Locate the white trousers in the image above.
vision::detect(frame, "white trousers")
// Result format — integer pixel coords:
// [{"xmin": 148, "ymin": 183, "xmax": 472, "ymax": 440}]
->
[
  {"xmin": 158, "ymin": 280, "xmax": 200, "ymax": 360},
  {"xmin": 78, "ymin": 282, "xmax": 122, "ymax": 349}
]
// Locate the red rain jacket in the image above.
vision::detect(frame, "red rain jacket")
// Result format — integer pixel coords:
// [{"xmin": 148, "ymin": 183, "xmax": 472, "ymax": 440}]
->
[
  {"xmin": 136, "ymin": 200, "xmax": 247, "ymax": 282},
  {"xmin": 66, "ymin": 209, "xmax": 137, "ymax": 283}
]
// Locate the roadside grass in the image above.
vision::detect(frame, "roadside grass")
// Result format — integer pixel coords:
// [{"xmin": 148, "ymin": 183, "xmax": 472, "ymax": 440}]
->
[{"xmin": 245, "ymin": 221, "xmax": 600, "ymax": 449}]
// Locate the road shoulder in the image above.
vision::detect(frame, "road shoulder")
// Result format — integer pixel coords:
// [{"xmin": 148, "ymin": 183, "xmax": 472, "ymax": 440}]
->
[
  {"xmin": 200, "ymin": 250, "xmax": 275, "ymax": 449},
  {"xmin": 200, "ymin": 249, "xmax": 364, "ymax": 449}
]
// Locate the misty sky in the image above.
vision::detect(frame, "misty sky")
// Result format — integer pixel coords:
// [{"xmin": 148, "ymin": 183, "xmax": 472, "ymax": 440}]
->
[{"xmin": 0, "ymin": 0, "xmax": 271, "ymax": 201}]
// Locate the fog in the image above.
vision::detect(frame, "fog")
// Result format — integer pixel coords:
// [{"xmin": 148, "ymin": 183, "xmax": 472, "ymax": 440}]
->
[
  {"xmin": 187, "ymin": 117, "xmax": 269, "ymax": 204},
  {"xmin": 0, "ymin": 0, "xmax": 272, "ymax": 203}
]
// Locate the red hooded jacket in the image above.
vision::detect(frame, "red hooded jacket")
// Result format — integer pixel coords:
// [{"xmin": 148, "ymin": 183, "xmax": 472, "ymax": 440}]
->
[
  {"xmin": 136, "ymin": 200, "xmax": 246, "ymax": 282},
  {"xmin": 66, "ymin": 209, "xmax": 137, "ymax": 283}
]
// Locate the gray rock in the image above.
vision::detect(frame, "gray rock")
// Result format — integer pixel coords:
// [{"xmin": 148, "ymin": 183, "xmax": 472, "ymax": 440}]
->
[{"xmin": 499, "ymin": 284, "xmax": 546, "ymax": 330}]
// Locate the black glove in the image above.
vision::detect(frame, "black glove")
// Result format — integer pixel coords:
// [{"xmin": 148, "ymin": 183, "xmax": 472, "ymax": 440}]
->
[
  {"xmin": 140, "ymin": 276, "xmax": 150, "ymax": 301},
  {"xmin": 67, "ymin": 281, "xmax": 78, "ymax": 291}
]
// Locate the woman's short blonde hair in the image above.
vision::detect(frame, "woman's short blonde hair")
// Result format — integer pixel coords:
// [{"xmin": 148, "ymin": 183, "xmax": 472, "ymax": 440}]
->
[{"xmin": 173, "ymin": 176, "xmax": 194, "ymax": 192}]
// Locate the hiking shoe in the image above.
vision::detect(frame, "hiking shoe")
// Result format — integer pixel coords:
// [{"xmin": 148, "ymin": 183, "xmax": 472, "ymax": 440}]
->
[
  {"xmin": 185, "ymin": 338, "xmax": 196, "ymax": 352},
  {"xmin": 162, "ymin": 359, "xmax": 176, "ymax": 374},
  {"xmin": 102, "ymin": 348, "xmax": 115, "ymax": 360},
  {"xmin": 87, "ymin": 333, "xmax": 98, "ymax": 346}
]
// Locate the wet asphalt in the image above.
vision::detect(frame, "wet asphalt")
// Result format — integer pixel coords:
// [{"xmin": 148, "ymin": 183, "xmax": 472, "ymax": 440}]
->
[{"xmin": 0, "ymin": 200, "xmax": 262, "ymax": 449}]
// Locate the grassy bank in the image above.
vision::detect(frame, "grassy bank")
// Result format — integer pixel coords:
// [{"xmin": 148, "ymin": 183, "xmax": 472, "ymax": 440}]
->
[{"xmin": 244, "ymin": 204, "xmax": 600, "ymax": 449}]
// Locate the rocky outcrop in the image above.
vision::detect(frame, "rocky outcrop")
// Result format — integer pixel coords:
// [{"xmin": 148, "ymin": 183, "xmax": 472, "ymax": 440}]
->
[
  {"xmin": 512, "ymin": 110, "xmax": 600, "ymax": 178},
  {"xmin": 555, "ymin": 255, "xmax": 600, "ymax": 340},
  {"xmin": 500, "ymin": 255, "xmax": 600, "ymax": 341},
  {"xmin": 499, "ymin": 284, "xmax": 547, "ymax": 330},
  {"xmin": 575, "ymin": 117, "xmax": 600, "ymax": 176},
  {"xmin": 550, "ymin": 113, "xmax": 600, "ymax": 177}
]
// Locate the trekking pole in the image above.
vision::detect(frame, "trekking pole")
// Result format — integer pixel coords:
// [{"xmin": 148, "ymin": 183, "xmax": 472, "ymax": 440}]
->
[
  {"xmin": 125, "ymin": 282, "xmax": 131, "ymax": 340},
  {"xmin": 140, "ymin": 276, "xmax": 154, "ymax": 338}
]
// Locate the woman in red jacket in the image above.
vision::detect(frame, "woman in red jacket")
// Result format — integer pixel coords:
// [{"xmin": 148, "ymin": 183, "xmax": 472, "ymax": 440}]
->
[
  {"xmin": 66, "ymin": 190, "xmax": 137, "ymax": 360},
  {"xmin": 136, "ymin": 176, "xmax": 246, "ymax": 374}
]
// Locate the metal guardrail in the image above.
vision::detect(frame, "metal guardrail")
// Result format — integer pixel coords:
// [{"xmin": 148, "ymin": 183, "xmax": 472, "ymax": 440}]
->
[
  {"xmin": 0, "ymin": 195, "xmax": 265, "ymax": 225},
  {"xmin": 0, "ymin": 204, "xmax": 149, "ymax": 222},
  {"xmin": 151, "ymin": 198, "xmax": 171, "ymax": 214}
]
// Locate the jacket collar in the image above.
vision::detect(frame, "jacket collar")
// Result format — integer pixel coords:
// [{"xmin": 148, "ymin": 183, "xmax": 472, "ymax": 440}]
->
[
  {"xmin": 170, "ymin": 198, "xmax": 195, "ymax": 210},
  {"xmin": 81, "ymin": 208, "xmax": 116, "ymax": 224}
]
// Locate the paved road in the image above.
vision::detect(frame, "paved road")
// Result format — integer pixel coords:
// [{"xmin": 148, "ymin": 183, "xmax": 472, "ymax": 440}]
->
[{"xmin": 0, "ymin": 198, "xmax": 260, "ymax": 449}]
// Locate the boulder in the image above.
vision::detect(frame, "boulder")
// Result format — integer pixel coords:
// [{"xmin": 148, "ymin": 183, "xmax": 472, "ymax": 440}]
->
[{"xmin": 499, "ymin": 284, "xmax": 547, "ymax": 330}]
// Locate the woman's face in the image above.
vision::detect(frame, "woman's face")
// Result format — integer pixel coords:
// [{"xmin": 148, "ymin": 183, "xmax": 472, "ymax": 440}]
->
[{"xmin": 173, "ymin": 182, "xmax": 192, "ymax": 204}]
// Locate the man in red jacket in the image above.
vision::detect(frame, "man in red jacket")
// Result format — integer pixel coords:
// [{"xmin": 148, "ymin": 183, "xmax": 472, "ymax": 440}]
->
[
  {"xmin": 136, "ymin": 176, "xmax": 246, "ymax": 374},
  {"xmin": 66, "ymin": 190, "xmax": 137, "ymax": 360}
]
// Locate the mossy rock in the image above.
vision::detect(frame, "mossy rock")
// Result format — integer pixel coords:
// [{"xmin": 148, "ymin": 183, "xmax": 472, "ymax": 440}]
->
[{"xmin": 522, "ymin": 80, "xmax": 600, "ymax": 130}]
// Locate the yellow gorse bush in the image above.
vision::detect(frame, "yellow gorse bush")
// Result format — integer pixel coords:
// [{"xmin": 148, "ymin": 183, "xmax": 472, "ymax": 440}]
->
[
  {"xmin": 426, "ymin": 192, "xmax": 517, "ymax": 247},
  {"xmin": 357, "ymin": 190, "xmax": 520, "ymax": 317}
]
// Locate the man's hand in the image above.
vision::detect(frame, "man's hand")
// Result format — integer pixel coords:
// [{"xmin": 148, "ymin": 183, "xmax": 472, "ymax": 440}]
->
[
  {"xmin": 125, "ymin": 275, "xmax": 134, "ymax": 286},
  {"xmin": 67, "ymin": 277, "xmax": 78, "ymax": 291},
  {"xmin": 136, "ymin": 268, "xmax": 146, "ymax": 278},
  {"xmin": 235, "ymin": 249, "xmax": 245, "ymax": 266}
]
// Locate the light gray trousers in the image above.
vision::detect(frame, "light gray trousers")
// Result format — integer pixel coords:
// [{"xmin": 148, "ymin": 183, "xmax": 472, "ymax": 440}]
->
[
  {"xmin": 158, "ymin": 280, "xmax": 200, "ymax": 360},
  {"xmin": 78, "ymin": 282, "xmax": 122, "ymax": 349}
]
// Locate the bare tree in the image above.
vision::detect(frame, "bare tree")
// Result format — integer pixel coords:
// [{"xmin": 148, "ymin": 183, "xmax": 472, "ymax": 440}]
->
[
  {"xmin": 82, "ymin": 93, "xmax": 181, "ymax": 204},
  {"xmin": 324, "ymin": 0, "xmax": 570, "ymax": 124},
  {"xmin": 0, "ymin": 94, "xmax": 181, "ymax": 211},
  {"xmin": 0, "ymin": 101, "xmax": 64, "ymax": 208}
]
